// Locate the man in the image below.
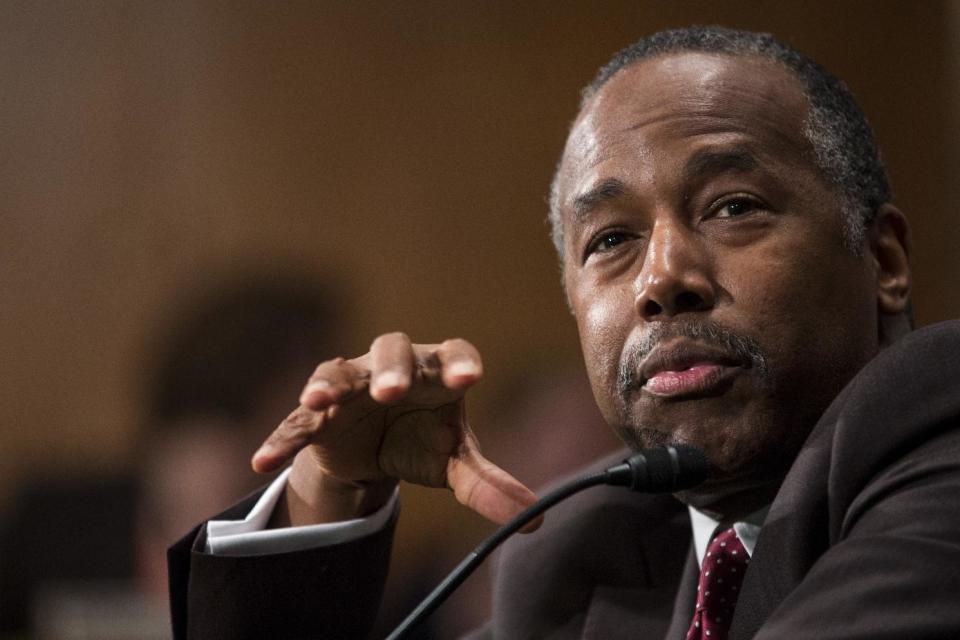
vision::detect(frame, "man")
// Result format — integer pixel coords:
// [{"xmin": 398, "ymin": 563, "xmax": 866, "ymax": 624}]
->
[{"xmin": 170, "ymin": 27, "xmax": 960, "ymax": 639}]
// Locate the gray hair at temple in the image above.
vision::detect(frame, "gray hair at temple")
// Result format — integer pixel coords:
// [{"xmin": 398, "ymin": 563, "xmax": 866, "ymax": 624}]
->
[{"xmin": 547, "ymin": 25, "xmax": 891, "ymax": 260}]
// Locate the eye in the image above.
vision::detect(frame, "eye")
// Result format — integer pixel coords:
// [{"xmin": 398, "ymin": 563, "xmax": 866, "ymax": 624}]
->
[
  {"xmin": 583, "ymin": 230, "xmax": 632, "ymax": 261},
  {"xmin": 713, "ymin": 196, "xmax": 763, "ymax": 219},
  {"xmin": 597, "ymin": 232, "xmax": 627, "ymax": 250}
]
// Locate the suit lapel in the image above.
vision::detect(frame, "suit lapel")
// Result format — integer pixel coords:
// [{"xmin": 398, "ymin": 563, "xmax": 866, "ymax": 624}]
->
[
  {"xmin": 576, "ymin": 541, "xmax": 697, "ymax": 639},
  {"xmin": 581, "ymin": 583, "xmax": 679, "ymax": 639},
  {"xmin": 662, "ymin": 546, "xmax": 699, "ymax": 639}
]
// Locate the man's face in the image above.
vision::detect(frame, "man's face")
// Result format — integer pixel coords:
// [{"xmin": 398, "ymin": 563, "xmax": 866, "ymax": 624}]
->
[{"xmin": 558, "ymin": 53, "xmax": 883, "ymax": 506}]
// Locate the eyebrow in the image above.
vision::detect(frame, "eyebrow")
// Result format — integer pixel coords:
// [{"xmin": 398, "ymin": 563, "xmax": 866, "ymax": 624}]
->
[
  {"xmin": 572, "ymin": 178, "xmax": 628, "ymax": 223},
  {"xmin": 570, "ymin": 148, "xmax": 761, "ymax": 223}
]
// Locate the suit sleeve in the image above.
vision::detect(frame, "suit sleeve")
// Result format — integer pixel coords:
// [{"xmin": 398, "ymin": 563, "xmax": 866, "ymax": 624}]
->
[
  {"xmin": 753, "ymin": 321, "xmax": 960, "ymax": 639},
  {"xmin": 168, "ymin": 489, "xmax": 398, "ymax": 640}
]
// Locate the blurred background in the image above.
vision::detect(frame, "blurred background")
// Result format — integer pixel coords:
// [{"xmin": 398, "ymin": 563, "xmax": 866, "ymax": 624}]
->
[{"xmin": 1, "ymin": 1, "xmax": 958, "ymax": 637}]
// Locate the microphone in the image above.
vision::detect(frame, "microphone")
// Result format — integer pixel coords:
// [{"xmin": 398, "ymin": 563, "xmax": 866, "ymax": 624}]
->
[
  {"xmin": 385, "ymin": 445, "xmax": 710, "ymax": 640},
  {"xmin": 604, "ymin": 444, "xmax": 710, "ymax": 492}
]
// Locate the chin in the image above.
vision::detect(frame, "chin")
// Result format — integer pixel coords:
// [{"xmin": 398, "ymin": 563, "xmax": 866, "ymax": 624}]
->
[
  {"xmin": 614, "ymin": 420, "xmax": 791, "ymax": 505},
  {"xmin": 614, "ymin": 421, "xmax": 759, "ymax": 471}
]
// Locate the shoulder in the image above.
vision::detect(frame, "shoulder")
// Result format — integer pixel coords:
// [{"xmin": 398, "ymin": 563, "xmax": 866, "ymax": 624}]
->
[
  {"xmin": 817, "ymin": 320, "xmax": 960, "ymax": 489},
  {"xmin": 769, "ymin": 320, "xmax": 960, "ymax": 545},
  {"xmin": 837, "ymin": 319, "xmax": 960, "ymax": 415},
  {"xmin": 742, "ymin": 322, "xmax": 960, "ymax": 637}
]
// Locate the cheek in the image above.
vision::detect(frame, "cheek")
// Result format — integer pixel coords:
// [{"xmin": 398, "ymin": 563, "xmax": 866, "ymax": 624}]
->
[
  {"xmin": 573, "ymin": 286, "xmax": 634, "ymax": 421},
  {"xmin": 720, "ymin": 239, "xmax": 877, "ymax": 381}
]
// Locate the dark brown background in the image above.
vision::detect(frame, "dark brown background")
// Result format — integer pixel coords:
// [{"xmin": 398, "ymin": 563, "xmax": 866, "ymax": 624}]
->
[{"xmin": 2, "ymin": 0, "xmax": 958, "ymax": 633}]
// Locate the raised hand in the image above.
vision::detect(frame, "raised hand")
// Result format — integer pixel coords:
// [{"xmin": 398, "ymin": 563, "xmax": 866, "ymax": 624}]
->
[{"xmin": 251, "ymin": 332, "xmax": 539, "ymax": 528}]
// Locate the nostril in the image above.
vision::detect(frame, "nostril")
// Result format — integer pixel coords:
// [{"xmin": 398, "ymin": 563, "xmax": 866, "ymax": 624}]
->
[
  {"xmin": 644, "ymin": 299, "xmax": 663, "ymax": 317},
  {"xmin": 675, "ymin": 291, "xmax": 703, "ymax": 310}
]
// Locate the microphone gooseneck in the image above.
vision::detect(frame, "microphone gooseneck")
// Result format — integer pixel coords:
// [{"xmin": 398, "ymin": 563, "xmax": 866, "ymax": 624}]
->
[{"xmin": 385, "ymin": 445, "xmax": 710, "ymax": 640}]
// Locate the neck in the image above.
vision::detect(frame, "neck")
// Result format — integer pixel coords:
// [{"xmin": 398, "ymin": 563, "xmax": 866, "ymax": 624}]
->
[{"xmin": 676, "ymin": 476, "xmax": 782, "ymax": 523}]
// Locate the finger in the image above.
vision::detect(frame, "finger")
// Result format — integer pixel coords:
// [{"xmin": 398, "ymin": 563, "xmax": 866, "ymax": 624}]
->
[
  {"xmin": 251, "ymin": 406, "xmax": 322, "ymax": 474},
  {"xmin": 446, "ymin": 430, "xmax": 541, "ymax": 531},
  {"xmin": 435, "ymin": 338, "xmax": 484, "ymax": 390},
  {"xmin": 369, "ymin": 332, "xmax": 416, "ymax": 403},
  {"xmin": 299, "ymin": 357, "xmax": 367, "ymax": 410}
]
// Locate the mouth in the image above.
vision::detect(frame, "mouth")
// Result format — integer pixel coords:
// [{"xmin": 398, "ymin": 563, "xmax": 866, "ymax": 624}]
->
[{"xmin": 639, "ymin": 341, "xmax": 744, "ymax": 399}]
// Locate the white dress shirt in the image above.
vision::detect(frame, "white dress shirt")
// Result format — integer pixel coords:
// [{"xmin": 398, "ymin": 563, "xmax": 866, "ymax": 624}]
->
[{"xmin": 688, "ymin": 505, "xmax": 767, "ymax": 565}]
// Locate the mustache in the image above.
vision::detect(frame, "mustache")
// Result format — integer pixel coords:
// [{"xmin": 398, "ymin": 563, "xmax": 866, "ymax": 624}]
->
[{"xmin": 617, "ymin": 320, "xmax": 769, "ymax": 398}]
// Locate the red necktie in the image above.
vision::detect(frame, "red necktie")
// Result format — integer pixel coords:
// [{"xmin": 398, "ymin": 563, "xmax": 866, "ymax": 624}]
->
[{"xmin": 685, "ymin": 527, "xmax": 750, "ymax": 640}]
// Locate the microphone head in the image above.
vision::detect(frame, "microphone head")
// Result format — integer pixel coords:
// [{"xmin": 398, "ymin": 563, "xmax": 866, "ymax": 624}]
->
[{"xmin": 623, "ymin": 445, "xmax": 711, "ymax": 492}]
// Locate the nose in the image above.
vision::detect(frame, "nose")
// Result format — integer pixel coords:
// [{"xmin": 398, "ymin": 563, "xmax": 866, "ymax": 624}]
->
[{"xmin": 635, "ymin": 220, "xmax": 716, "ymax": 320}]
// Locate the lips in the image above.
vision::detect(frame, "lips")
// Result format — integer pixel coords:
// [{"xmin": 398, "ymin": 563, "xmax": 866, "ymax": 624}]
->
[{"xmin": 639, "ymin": 341, "xmax": 743, "ymax": 398}]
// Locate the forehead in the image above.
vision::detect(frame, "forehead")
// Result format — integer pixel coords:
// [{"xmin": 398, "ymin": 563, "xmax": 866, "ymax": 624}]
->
[{"xmin": 558, "ymin": 52, "xmax": 816, "ymax": 215}]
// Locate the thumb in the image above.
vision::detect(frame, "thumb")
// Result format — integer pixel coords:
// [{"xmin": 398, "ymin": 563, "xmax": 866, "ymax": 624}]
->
[{"xmin": 446, "ymin": 438, "xmax": 542, "ymax": 532}]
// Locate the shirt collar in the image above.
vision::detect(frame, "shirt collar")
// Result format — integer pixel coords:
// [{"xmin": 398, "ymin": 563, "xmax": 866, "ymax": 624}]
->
[{"xmin": 688, "ymin": 504, "xmax": 769, "ymax": 566}]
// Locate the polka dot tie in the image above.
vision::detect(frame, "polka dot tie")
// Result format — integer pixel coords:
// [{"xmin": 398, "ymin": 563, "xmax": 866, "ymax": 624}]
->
[{"xmin": 685, "ymin": 527, "xmax": 749, "ymax": 640}]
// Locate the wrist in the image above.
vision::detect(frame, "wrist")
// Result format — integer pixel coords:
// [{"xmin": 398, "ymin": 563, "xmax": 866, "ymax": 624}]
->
[{"xmin": 269, "ymin": 449, "xmax": 397, "ymax": 528}]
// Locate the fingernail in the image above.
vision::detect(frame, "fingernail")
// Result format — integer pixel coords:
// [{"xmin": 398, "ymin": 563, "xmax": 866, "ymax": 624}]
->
[
  {"xmin": 374, "ymin": 371, "xmax": 406, "ymax": 390},
  {"xmin": 447, "ymin": 361, "xmax": 477, "ymax": 377},
  {"xmin": 300, "ymin": 380, "xmax": 331, "ymax": 403}
]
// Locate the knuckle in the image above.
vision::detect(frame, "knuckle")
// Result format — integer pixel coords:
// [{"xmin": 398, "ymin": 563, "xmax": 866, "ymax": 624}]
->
[
  {"xmin": 312, "ymin": 356, "xmax": 346, "ymax": 377},
  {"xmin": 281, "ymin": 408, "xmax": 320, "ymax": 438},
  {"xmin": 440, "ymin": 339, "xmax": 480, "ymax": 367},
  {"xmin": 370, "ymin": 332, "xmax": 409, "ymax": 351},
  {"xmin": 440, "ymin": 337, "xmax": 471, "ymax": 353}
]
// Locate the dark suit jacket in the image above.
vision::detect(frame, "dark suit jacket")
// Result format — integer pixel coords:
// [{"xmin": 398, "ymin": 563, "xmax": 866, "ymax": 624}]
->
[{"xmin": 170, "ymin": 321, "xmax": 960, "ymax": 639}]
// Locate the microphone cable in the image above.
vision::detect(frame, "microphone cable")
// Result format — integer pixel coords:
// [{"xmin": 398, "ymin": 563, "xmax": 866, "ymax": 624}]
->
[{"xmin": 386, "ymin": 445, "xmax": 710, "ymax": 640}]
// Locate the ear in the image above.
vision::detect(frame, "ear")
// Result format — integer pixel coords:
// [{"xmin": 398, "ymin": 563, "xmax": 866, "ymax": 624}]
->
[{"xmin": 868, "ymin": 204, "xmax": 911, "ymax": 316}]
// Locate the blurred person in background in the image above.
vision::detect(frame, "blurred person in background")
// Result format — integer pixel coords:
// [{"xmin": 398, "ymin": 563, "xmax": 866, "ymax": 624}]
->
[
  {"xmin": 0, "ymin": 271, "xmax": 343, "ymax": 638},
  {"xmin": 132, "ymin": 271, "xmax": 347, "ymax": 611}
]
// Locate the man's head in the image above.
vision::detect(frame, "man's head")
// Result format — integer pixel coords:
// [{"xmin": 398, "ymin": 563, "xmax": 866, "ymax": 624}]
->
[{"xmin": 552, "ymin": 27, "xmax": 911, "ymax": 516}]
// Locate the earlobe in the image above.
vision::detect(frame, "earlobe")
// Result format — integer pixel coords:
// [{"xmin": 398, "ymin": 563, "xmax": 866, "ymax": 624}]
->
[{"xmin": 870, "ymin": 204, "xmax": 911, "ymax": 316}]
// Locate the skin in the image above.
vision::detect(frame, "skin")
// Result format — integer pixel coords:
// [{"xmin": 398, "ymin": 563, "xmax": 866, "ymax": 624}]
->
[
  {"xmin": 558, "ymin": 53, "xmax": 910, "ymax": 517},
  {"xmin": 253, "ymin": 52, "xmax": 910, "ymax": 526},
  {"xmin": 253, "ymin": 335, "xmax": 541, "ymax": 527}
]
